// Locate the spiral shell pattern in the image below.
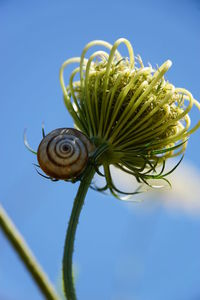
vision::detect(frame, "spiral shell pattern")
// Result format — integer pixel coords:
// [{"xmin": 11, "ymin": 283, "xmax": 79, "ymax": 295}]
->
[{"xmin": 37, "ymin": 128, "xmax": 95, "ymax": 179}]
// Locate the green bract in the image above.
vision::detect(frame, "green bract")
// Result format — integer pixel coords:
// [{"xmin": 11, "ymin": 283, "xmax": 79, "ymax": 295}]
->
[{"xmin": 60, "ymin": 38, "xmax": 200, "ymax": 198}]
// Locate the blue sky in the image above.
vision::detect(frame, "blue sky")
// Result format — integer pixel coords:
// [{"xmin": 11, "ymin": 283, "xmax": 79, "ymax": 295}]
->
[{"xmin": 0, "ymin": 0, "xmax": 200, "ymax": 299}]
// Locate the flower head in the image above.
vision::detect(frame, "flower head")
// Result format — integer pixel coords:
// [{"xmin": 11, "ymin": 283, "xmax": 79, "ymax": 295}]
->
[{"xmin": 59, "ymin": 38, "xmax": 200, "ymax": 198}]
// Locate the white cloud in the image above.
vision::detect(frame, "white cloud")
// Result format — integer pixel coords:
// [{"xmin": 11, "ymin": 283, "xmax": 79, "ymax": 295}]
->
[{"xmin": 107, "ymin": 161, "xmax": 200, "ymax": 215}]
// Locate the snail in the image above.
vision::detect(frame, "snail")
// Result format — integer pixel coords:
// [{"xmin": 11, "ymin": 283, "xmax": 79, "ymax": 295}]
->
[{"xmin": 37, "ymin": 128, "xmax": 95, "ymax": 180}]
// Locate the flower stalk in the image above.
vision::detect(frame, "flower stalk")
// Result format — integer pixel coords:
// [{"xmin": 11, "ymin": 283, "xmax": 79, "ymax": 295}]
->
[
  {"xmin": 62, "ymin": 164, "xmax": 95, "ymax": 300},
  {"xmin": 0, "ymin": 204, "xmax": 60, "ymax": 300}
]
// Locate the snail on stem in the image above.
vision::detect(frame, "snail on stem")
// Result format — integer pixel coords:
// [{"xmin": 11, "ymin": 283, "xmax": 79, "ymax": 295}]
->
[{"xmin": 26, "ymin": 38, "xmax": 200, "ymax": 300}]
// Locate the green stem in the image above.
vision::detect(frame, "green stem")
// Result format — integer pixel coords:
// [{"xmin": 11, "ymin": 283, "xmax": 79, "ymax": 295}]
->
[
  {"xmin": 0, "ymin": 204, "xmax": 60, "ymax": 300},
  {"xmin": 62, "ymin": 164, "xmax": 95, "ymax": 300}
]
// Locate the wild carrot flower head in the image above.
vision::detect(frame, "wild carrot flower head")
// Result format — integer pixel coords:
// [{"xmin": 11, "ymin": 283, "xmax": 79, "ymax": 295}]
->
[{"xmin": 60, "ymin": 38, "xmax": 200, "ymax": 198}]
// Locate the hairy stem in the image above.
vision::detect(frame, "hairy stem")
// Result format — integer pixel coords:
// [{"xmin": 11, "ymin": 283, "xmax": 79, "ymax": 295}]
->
[
  {"xmin": 0, "ymin": 204, "xmax": 60, "ymax": 300},
  {"xmin": 62, "ymin": 164, "xmax": 95, "ymax": 300}
]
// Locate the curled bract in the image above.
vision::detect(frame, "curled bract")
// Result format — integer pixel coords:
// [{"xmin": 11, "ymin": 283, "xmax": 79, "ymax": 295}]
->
[
  {"xmin": 58, "ymin": 38, "xmax": 200, "ymax": 198},
  {"xmin": 58, "ymin": 38, "xmax": 200, "ymax": 196},
  {"xmin": 26, "ymin": 38, "xmax": 200, "ymax": 199}
]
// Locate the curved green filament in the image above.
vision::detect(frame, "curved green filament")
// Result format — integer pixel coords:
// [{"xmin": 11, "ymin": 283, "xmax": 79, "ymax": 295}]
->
[
  {"xmin": 98, "ymin": 38, "xmax": 134, "ymax": 136},
  {"xmin": 85, "ymin": 51, "xmax": 109, "ymax": 136},
  {"xmin": 80, "ymin": 40, "xmax": 121, "ymax": 88}
]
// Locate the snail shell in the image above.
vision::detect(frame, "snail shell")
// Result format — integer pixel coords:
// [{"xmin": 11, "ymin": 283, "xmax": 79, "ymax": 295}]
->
[{"xmin": 37, "ymin": 128, "xmax": 95, "ymax": 180}]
